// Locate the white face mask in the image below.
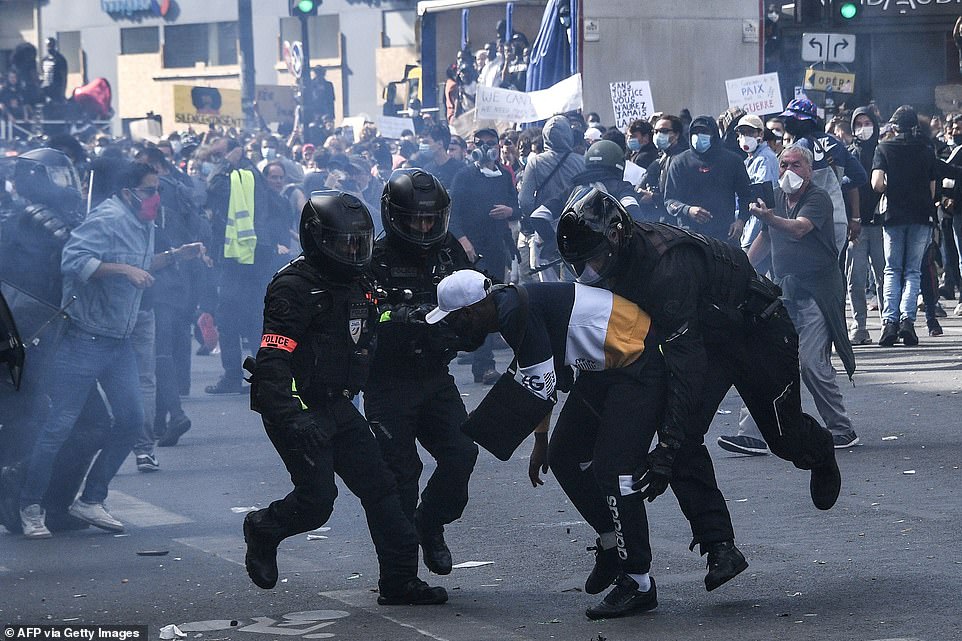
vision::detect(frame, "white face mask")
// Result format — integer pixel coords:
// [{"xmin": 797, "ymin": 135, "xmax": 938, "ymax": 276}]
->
[
  {"xmin": 738, "ymin": 135, "xmax": 760, "ymax": 153},
  {"xmin": 779, "ymin": 169, "xmax": 805, "ymax": 194},
  {"xmin": 479, "ymin": 166, "xmax": 502, "ymax": 178},
  {"xmin": 854, "ymin": 126, "xmax": 873, "ymax": 142}
]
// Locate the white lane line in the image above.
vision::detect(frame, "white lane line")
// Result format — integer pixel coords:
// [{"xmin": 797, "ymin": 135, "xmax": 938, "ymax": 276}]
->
[
  {"xmin": 320, "ymin": 589, "xmax": 531, "ymax": 641},
  {"xmin": 109, "ymin": 490, "xmax": 192, "ymax": 527}
]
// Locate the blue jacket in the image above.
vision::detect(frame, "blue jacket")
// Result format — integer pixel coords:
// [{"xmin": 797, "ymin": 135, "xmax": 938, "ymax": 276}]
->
[{"xmin": 61, "ymin": 196, "xmax": 154, "ymax": 339}]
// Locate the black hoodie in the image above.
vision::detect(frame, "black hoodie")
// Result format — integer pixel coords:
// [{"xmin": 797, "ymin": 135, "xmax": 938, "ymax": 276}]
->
[
  {"xmin": 849, "ymin": 106, "xmax": 882, "ymax": 224},
  {"xmin": 873, "ymin": 106, "xmax": 937, "ymax": 227},
  {"xmin": 663, "ymin": 115, "xmax": 752, "ymax": 241}
]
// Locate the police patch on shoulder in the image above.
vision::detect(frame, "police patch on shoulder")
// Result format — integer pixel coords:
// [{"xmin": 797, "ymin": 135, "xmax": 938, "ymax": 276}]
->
[{"xmin": 268, "ymin": 298, "xmax": 292, "ymax": 317}]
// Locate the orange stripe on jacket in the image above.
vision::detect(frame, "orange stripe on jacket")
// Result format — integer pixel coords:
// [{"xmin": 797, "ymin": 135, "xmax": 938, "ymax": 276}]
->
[{"xmin": 603, "ymin": 295, "xmax": 650, "ymax": 369}]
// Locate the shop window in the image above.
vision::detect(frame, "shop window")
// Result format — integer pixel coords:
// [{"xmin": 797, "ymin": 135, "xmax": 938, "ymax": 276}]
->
[
  {"xmin": 121, "ymin": 27, "xmax": 160, "ymax": 55},
  {"xmin": 163, "ymin": 22, "xmax": 238, "ymax": 69},
  {"xmin": 278, "ymin": 15, "xmax": 340, "ymax": 61},
  {"xmin": 56, "ymin": 31, "xmax": 82, "ymax": 74}
]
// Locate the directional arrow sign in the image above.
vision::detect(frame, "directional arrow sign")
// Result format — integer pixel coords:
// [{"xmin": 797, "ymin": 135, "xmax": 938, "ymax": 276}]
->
[
  {"xmin": 802, "ymin": 33, "xmax": 829, "ymax": 62},
  {"xmin": 827, "ymin": 34, "xmax": 856, "ymax": 63}
]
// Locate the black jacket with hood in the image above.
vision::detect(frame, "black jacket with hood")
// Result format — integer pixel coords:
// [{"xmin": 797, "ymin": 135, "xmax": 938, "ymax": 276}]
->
[
  {"xmin": 663, "ymin": 115, "xmax": 752, "ymax": 242},
  {"xmin": 849, "ymin": 107, "xmax": 883, "ymax": 225}
]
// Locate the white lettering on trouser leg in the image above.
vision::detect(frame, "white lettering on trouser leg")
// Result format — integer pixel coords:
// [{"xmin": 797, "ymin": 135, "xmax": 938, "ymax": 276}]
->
[
  {"xmin": 606, "ymin": 495, "xmax": 629, "ymax": 561},
  {"xmin": 772, "ymin": 382, "xmax": 793, "ymax": 438}
]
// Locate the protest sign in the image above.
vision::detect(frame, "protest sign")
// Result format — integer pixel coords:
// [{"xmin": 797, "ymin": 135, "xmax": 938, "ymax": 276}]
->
[
  {"xmin": 377, "ymin": 116, "xmax": 416, "ymax": 139},
  {"xmin": 609, "ymin": 81, "xmax": 654, "ymax": 130},
  {"xmin": 476, "ymin": 73, "xmax": 583, "ymax": 123},
  {"xmin": 173, "ymin": 85, "xmax": 244, "ymax": 128},
  {"xmin": 725, "ymin": 72, "xmax": 783, "ymax": 116}
]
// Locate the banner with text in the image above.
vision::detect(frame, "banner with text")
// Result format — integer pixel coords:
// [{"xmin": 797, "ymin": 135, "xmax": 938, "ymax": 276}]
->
[
  {"xmin": 476, "ymin": 73, "xmax": 583, "ymax": 123},
  {"xmin": 609, "ymin": 81, "xmax": 655, "ymax": 130},
  {"xmin": 725, "ymin": 72, "xmax": 783, "ymax": 116},
  {"xmin": 173, "ymin": 85, "xmax": 244, "ymax": 129}
]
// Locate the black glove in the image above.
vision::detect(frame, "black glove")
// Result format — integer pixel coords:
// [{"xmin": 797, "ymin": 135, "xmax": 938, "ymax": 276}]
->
[
  {"xmin": 291, "ymin": 415, "xmax": 331, "ymax": 451},
  {"xmin": 389, "ymin": 304, "xmax": 429, "ymax": 325},
  {"xmin": 631, "ymin": 442, "xmax": 677, "ymax": 502}
]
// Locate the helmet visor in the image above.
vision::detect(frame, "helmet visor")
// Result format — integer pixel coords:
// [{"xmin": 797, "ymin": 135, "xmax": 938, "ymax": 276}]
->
[
  {"xmin": 389, "ymin": 203, "xmax": 450, "ymax": 248},
  {"xmin": 46, "ymin": 164, "xmax": 81, "ymax": 191},
  {"xmin": 318, "ymin": 226, "xmax": 373, "ymax": 267}
]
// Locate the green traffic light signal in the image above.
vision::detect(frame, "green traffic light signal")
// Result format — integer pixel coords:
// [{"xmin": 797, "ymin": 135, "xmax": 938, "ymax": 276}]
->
[
  {"xmin": 296, "ymin": 0, "xmax": 315, "ymax": 12},
  {"xmin": 839, "ymin": 2, "xmax": 858, "ymax": 19}
]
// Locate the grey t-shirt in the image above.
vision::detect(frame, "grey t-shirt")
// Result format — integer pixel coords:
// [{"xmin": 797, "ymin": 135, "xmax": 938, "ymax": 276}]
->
[{"xmin": 767, "ymin": 184, "xmax": 837, "ymax": 281}]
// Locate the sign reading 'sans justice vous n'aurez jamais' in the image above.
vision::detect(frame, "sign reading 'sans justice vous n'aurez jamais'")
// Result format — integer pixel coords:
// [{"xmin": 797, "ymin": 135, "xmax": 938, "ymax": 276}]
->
[{"xmin": 861, "ymin": 0, "xmax": 962, "ymax": 17}]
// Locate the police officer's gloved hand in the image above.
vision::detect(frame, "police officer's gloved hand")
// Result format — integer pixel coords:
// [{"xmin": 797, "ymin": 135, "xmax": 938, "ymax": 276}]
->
[
  {"xmin": 631, "ymin": 439, "xmax": 680, "ymax": 502},
  {"xmin": 291, "ymin": 415, "xmax": 330, "ymax": 451},
  {"xmin": 385, "ymin": 305, "xmax": 429, "ymax": 325}
]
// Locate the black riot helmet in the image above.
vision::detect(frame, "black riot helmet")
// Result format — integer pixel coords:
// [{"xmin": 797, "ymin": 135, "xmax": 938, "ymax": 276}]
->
[
  {"xmin": 13, "ymin": 148, "xmax": 83, "ymax": 214},
  {"xmin": 380, "ymin": 168, "xmax": 451, "ymax": 250},
  {"xmin": 556, "ymin": 186, "xmax": 633, "ymax": 285},
  {"xmin": 300, "ymin": 191, "xmax": 374, "ymax": 279}
]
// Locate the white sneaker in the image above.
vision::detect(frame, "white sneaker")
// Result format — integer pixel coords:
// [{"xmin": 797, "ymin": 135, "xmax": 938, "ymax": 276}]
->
[
  {"xmin": 954, "ymin": 302, "xmax": 962, "ymax": 317},
  {"xmin": 68, "ymin": 499, "xmax": 125, "ymax": 532},
  {"xmin": 20, "ymin": 504, "xmax": 52, "ymax": 539}
]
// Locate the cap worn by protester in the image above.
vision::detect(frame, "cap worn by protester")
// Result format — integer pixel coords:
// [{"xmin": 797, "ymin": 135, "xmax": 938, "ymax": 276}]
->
[
  {"xmin": 425, "ymin": 270, "xmax": 492, "ymax": 324},
  {"xmin": 735, "ymin": 114, "xmax": 765, "ymax": 132},
  {"xmin": 584, "ymin": 127, "xmax": 604, "ymax": 143},
  {"xmin": 781, "ymin": 97, "xmax": 818, "ymax": 121}
]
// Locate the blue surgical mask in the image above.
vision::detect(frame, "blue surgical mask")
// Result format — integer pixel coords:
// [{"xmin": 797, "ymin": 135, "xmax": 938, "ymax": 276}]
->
[
  {"xmin": 627, "ymin": 138, "xmax": 642, "ymax": 152},
  {"xmin": 654, "ymin": 133, "xmax": 672, "ymax": 150},
  {"xmin": 418, "ymin": 143, "xmax": 432, "ymax": 154},
  {"xmin": 691, "ymin": 133, "xmax": 712, "ymax": 154}
]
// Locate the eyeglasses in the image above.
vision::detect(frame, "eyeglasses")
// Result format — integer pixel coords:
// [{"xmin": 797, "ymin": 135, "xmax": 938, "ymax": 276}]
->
[{"xmin": 133, "ymin": 186, "xmax": 159, "ymax": 197}]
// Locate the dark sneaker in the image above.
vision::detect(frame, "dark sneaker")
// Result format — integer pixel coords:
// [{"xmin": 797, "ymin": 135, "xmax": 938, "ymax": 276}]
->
[
  {"xmin": 205, "ymin": 377, "xmax": 243, "ymax": 395},
  {"xmin": 878, "ymin": 321, "xmax": 899, "ymax": 347},
  {"xmin": 585, "ymin": 538, "xmax": 620, "ymax": 594},
  {"xmin": 927, "ymin": 319, "xmax": 943, "ymax": 337},
  {"xmin": 157, "ymin": 414, "xmax": 192, "ymax": 447},
  {"xmin": 243, "ymin": 511, "xmax": 280, "ymax": 589},
  {"xmin": 704, "ymin": 541, "xmax": 748, "ymax": 591},
  {"xmin": 935, "ymin": 303, "xmax": 947, "ymax": 318},
  {"xmin": 810, "ymin": 456, "xmax": 842, "ymax": 510},
  {"xmin": 832, "ymin": 432, "xmax": 860, "ymax": 449},
  {"xmin": 377, "ymin": 578, "xmax": 448, "ymax": 605},
  {"xmin": 136, "ymin": 453, "xmax": 160, "ymax": 472},
  {"xmin": 898, "ymin": 319, "xmax": 919, "ymax": 346},
  {"xmin": 716, "ymin": 434, "xmax": 769, "ymax": 456},
  {"xmin": 585, "ymin": 574, "xmax": 657, "ymax": 620}
]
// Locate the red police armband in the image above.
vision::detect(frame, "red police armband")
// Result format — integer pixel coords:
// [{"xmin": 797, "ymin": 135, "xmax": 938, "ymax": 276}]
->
[{"xmin": 260, "ymin": 334, "xmax": 298, "ymax": 352}]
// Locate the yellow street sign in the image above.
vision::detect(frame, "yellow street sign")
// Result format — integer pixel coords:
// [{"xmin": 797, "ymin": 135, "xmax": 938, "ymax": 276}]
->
[{"xmin": 804, "ymin": 68, "xmax": 855, "ymax": 94}]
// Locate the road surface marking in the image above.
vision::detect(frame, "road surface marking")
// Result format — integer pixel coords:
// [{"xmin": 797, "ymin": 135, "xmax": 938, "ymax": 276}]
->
[{"xmin": 109, "ymin": 490, "xmax": 192, "ymax": 527}]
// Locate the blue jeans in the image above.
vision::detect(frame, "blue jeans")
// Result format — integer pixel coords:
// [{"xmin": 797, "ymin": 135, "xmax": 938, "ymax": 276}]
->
[
  {"xmin": 20, "ymin": 327, "xmax": 144, "ymax": 508},
  {"xmin": 882, "ymin": 223, "xmax": 930, "ymax": 323}
]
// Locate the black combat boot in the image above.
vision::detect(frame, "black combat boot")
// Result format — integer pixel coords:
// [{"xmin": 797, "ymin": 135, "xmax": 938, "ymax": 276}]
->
[
  {"xmin": 243, "ymin": 510, "xmax": 281, "ymax": 589},
  {"xmin": 415, "ymin": 511, "xmax": 452, "ymax": 575},
  {"xmin": 377, "ymin": 578, "xmax": 448, "ymax": 605},
  {"xmin": 703, "ymin": 540, "xmax": 749, "ymax": 591},
  {"xmin": 810, "ymin": 454, "xmax": 842, "ymax": 510},
  {"xmin": 584, "ymin": 537, "xmax": 620, "ymax": 594},
  {"xmin": 585, "ymin": 574, "xmax": 657, "ymax": 620}
]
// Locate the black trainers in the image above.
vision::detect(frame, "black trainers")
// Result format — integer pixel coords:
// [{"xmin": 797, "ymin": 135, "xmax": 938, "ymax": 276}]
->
[
  {"xmin": 205, "ymin": 377, "xmax": 244, "ymax": 395},
  {"xmin": 716, "ymin": 434, "xmax": 769, "ymax": 456},
  {"xmin": 898, "ymin": 319, "xmax": 919, "ymax": 346},
  {"xmin": 377, "ymin": 578, "xmax": 448, "ymax": 605},
  {"xmin": 418, "ymin": 531, "xmax": 453, "ymax": 575},
  {"xmin": 927, "ymin": 318, "xmax": 943, "ymax": 337},
  {"xmin": 810, "ymin": 455, "xmax": 842, "ymax": 510},
  {"xmin": 243, "ymin": 511, "xmax": 280, "ymax": 589},
  {"xmin": 157, "ymin": 414, "xmax": 191, "ymax": 447},
  {"xmin": 585, "ymin": 538, "xmax": 620, "ymax": 594},
  {"xmin": 832, "ymin": 432, "xmax": 860, "ymax": 449},
  {"xmin": 585, "ymin": 574, "xmax": 657, "ymax": 620},
  {"xmin": 704, "ymin": 541, "xmax": 748, "ymax": 591},
  {"xmin": 878, "ymin": 321, "xmax": 899, "ymax": 347}
]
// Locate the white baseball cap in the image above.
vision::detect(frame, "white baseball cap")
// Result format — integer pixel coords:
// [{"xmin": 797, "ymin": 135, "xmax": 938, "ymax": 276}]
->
[
  {"xmin": 584, "ymin": 127, "xmax": 603, "ymax": 142},
  {"xmin": 425, "ymin": 270, "xmax": 492, "ymax": 324}
]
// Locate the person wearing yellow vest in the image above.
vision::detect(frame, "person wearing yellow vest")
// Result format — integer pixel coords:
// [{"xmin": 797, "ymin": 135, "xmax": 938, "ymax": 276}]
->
[{"xmin": 205, "ymin": 139, "xmax": 289, "ymax": 394}]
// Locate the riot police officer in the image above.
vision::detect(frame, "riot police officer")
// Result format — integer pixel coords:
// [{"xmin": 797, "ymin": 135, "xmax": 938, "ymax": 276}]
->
[
  {"xmin": 0, "ymin": 149, "xmax": 111, "ymax": 534},
  {"xmin": 364, "ymin": 169, "xmax": 478, "ymax": 576},
  {"xmin": 243, "ymin": 191, "xmax": 446, "ymax": 606},
  {"xmin": 556, "ymin": 188, "xmax": 842, "ymax": 517}
]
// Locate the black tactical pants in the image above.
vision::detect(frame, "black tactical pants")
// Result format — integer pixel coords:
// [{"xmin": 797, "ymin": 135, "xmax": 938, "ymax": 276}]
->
[
  {"xmin": 548, "ymin": 367, "xmax": 664, "ymax": 576},
  {"xmin": 254, "ymin": 397, "xmax": 419, "ymax": 593},
  {"xmin": 364, "ymin": 372, "xmax": 478, "ymax": 534}
]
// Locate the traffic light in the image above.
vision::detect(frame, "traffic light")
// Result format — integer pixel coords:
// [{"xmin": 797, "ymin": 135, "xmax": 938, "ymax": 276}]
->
[
  {"xmin": 290, "ymin": 0, "xmax": 319, "ymax": 17},
  {"xmin": 838, "ymin": 1, "xmax": 859, "ymax": 20}
]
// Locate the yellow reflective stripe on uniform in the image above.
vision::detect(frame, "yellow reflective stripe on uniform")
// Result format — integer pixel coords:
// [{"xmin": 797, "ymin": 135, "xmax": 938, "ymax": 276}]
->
[
  {"xmin": 603, "ymin": 294, "xmax": 651, "ymax": 369},
  {"xmin": 291, "ymin": 378, "xmax": 308, "ymax": 411},
  {"xmin": 379, "ymin": 310, "xmax": 392, "ymax": 323}
]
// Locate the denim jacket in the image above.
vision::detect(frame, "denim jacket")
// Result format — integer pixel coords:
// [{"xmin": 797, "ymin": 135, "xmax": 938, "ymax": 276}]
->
[{"xmin": 61, "ymin": 196, "xmax": 154, "ymax": 339}]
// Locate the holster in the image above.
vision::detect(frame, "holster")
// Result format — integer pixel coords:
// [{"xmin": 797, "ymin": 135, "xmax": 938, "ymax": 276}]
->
[
  {"xmin": 461, "ymin": 373, "xmax": 553, "ymax": 461},
  {"xmin": 739, "ymin": 273, "xmax": 783, "ymax": 322},
  {"xmin": 243, "ymin": 355, "xmax": 260, "ymax": 414}
]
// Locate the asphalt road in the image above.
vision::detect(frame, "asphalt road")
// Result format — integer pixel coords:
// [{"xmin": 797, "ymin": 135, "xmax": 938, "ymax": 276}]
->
[{"xmin": 2, "ymin": 313, "xmax": 961, "ymax": 641}]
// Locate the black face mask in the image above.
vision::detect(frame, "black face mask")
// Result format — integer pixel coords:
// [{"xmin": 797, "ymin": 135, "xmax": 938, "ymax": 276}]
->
[{"xmin": 783, "ymin": 118, "xmax": 807, "ymax": 138}]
